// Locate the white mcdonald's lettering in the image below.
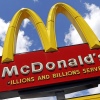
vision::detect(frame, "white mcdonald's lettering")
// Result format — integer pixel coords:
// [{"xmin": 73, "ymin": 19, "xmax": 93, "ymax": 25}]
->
[{"xmin": 1, "ymin": 54, "xmax": 96, "ymax": 78}]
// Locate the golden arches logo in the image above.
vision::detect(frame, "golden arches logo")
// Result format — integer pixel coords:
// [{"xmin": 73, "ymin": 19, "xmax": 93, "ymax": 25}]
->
[{"xmin": 2, "ymin": 2, "xmax": 100, "ymax": 63}]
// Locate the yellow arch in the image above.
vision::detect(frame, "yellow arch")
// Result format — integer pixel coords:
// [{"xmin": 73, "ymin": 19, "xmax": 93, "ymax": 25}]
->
[
  {"xmin": 47, "ymin": 3, "xmax": 100, "ymax": 48},
  {"xmin": 2, "ymin": 8, "xmax": 57, "ymax": 63},
  {"xmin": 2, "ymin": 3, "xmax": 100, "ymax": 63}
]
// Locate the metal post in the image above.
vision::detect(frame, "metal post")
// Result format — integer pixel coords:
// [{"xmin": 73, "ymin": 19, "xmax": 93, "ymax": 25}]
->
[{"xmin": 55, "ymin": 91, "xmax": 66, "ymax": 100}]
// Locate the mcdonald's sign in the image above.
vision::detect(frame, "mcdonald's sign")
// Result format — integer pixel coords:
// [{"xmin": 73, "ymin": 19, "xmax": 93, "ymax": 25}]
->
[{"xmin": 0, "ymin": 2, "xmax": 100, "ymax": 93}]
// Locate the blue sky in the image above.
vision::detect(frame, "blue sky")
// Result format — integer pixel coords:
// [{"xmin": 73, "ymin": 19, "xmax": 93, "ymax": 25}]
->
[{"xmin": 0, "ymin": 0, "xmax": 100, "ymax": 100}]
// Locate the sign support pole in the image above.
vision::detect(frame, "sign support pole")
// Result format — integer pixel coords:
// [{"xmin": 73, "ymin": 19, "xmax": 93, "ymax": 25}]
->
[{"xmin": 55, "ymin": 91, "xmax": 66, "ymax": 100}]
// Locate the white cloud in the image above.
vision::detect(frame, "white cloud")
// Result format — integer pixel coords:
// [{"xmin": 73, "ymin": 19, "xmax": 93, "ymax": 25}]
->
[
  {"xmin": 23, "ymin": 19, "xmax": 30, "ymax": 28},
  {"xmin": 0, "ymin": 46, "xmax": 3, "ymax": 56},
  {"xmin": 33, "ymin": 47, "xmax": 42, "ymax": 51},
  {"xmin": 64, "ymin": 24, "xmax": 83, "ymax": 46},
  {"xmin": 84, "ymin": 3, "xmax": 100, "ymax": 39},
  {"xmin": 0, "ymin": 19, "xmax": 9, "ymax": 42},
  {"xmin": 22, "ymin": 97, "xmax": 56, "ymax": 100},
  {"xmin": 4, "ymin": 97, "xmax": 21, "ymax": 100},
  {"xmin": 16, "ymin": 30, "xmax": 32, "ymax": 53},
  {"xmin": 87, "ymin": 84, "xmax": 100, "ymax": 94},
  {"xmin": 0, "ymin": 18, "xmax": 32, "ymax": 56},
  {"xmin": 65, "ymin": 90, "xmax": 87, "ymax": 98},
  {"xmin": 65, "ymin": 85, "xmax": 100, "ymax": 99},
  {"xmin": 33, "ymin": 0, "xmax": 39, "ymax": 3},
  {"xmin": 64, "ymin": 3, "xmax": 100, "ymax": 45}
]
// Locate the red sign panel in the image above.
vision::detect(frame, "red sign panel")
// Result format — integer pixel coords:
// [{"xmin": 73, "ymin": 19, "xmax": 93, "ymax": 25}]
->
[{"xmin": 0, "ymin": 43, "xmax": 100, "ymax": 92}]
